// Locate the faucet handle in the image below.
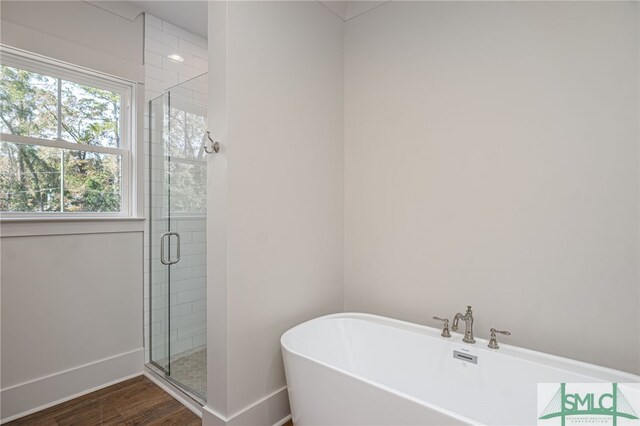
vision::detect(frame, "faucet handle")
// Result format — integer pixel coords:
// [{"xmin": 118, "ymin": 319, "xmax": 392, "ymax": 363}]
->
[
  {"xmin": 432, "ymin": 316, "xmax": 451, "ymax": 338},
  {"xmin": 488, "ymin": 328, "xmax": 511, "ymax": 349}
]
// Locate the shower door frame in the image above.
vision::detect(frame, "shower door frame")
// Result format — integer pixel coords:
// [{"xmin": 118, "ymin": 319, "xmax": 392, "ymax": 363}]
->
[
  {"xmin": 147, "ymin": 80, "xmax": 208, "ymax": 405},
  {"xmin": 148, "ymin": 90, "xmax": 173, "ymax": 377}
]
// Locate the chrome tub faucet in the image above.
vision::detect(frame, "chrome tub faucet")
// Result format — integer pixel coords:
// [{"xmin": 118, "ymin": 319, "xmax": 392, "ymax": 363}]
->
[
  {"xmin": 452, "ymin": 305, "xmax": 475, "ymax": 344},
  {"xmin": 432, "ymin": 316, "xmax": 451, "ymax": 338},
  {"xmin": 488, "ymin": 328, "xmax": 511, "ymax": 349}
]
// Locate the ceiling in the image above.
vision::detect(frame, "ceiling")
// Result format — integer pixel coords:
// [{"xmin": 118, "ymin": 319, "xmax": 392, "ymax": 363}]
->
[
  {"xmin": 319, "ymin": 1, "xmax": 388, "ymax": 21},
  {"xmin": 130, "ymin": 1, "xmax": 208, "ymax": 38},
  {"xmin": 121, "ymin": 1, "xmax": 387, "ymax": 39}
]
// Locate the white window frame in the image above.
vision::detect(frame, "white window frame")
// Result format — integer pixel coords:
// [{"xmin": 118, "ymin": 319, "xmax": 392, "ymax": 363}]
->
[{"xmin": 0, "ymin": 47, "xmax": 137, "ymax": 218}]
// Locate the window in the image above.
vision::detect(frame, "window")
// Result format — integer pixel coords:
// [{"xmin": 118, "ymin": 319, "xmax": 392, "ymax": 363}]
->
[{"xmin": 0, "ymin": 49, "xmax": 135, "ymax": 217}]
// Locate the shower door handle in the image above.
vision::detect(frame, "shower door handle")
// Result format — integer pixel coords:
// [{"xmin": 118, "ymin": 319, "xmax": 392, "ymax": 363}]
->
[{"xmin": 160, "ymin": 232, "xmax": 181, "ymax": 265}]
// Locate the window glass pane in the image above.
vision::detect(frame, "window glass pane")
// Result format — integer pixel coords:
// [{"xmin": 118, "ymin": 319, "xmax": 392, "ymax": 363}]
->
[
  {"xmin": 0, "ymin": 56, "xmax": 129, "ymax": 215},
  {"xmin": 0, "ymin": 142, "xmax": 122, "ymax": 213},
  {"xmin": 61, "ymin": 80, "xmax": 121, "ymax": 148},
  {"xmin": 63, "ymin": 150, "xmax": 121, "ymax": 212},
  {"xmin": 0, "ymin": 141, "xmax": 62, "ymax": 212},
  {"xmin": 0, "ymin": 65, "xmax": 58, "ymax": 139}
]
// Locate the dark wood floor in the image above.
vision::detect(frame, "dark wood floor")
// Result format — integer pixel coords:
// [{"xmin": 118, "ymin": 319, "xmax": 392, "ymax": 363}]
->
[{"xmin": 7, "ymin": 375, "xmax": 201, "ymax": 425}]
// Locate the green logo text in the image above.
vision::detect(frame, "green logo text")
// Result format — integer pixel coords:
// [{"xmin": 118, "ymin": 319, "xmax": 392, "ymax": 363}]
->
[{"xmin": 539, "ymin": 383, "xmax": 638, "ymax": 426}]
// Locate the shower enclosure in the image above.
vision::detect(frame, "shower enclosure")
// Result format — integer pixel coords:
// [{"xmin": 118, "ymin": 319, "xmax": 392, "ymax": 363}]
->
[{"xmin": 147, "ymin": 74, "xmax": 208, "ymax": 402}]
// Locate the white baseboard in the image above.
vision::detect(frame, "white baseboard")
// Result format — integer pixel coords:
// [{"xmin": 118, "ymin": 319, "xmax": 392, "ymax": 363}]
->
[
  {"xmin": 143, "ymin": 369, "xmax": 203, "ymax": 418},
  {"xmin": 0, "ymin": 348, "xmax": 144, "ymax": 424},
  {"xmin": 274, "ymin": 414, "xmax": 293, "ymax": 426},
  {"xmin": 203, "ymin": 386, "xmax": 290, "ymax": 426}
]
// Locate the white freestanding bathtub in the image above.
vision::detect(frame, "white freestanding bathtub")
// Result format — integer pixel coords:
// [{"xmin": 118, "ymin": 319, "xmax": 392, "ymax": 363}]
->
[{"xmin": 281, "ymin": 313, "xmax": 640, "ymax": 425}]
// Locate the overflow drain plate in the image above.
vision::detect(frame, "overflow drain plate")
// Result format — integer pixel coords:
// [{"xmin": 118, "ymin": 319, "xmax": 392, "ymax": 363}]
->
[{"xmin": 453, "ymin": 350, "xmax": 478, "ymax": 364}]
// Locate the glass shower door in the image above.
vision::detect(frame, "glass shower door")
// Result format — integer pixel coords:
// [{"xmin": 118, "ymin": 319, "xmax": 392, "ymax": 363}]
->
[{"xmin": 149, "ymin": 74, "xmax": 208, "ymax": 403}]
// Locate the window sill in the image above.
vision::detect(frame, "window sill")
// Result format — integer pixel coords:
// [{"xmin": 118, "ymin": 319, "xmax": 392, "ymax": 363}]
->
[{"xmin": 0, "ymin": 216, "xmax": 145, "ymax": 237}]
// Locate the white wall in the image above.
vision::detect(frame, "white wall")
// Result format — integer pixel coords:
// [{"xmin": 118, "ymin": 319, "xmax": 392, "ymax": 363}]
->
[
  {"xmin": 0, "ymin": 1, "xmax": 146, "ymax": 421},
  {"xmin": 206, "ymin": 1, "xmax": 345, "ymax": 423},
  {"xmin": 0, "ymin": 233, "xmax": 144, "ymax": 420},
  {"xmin": 1, "ymin": 234, "xmax": 141, "ymax": 387},
  {"xmin": 344, "ymin": 1, "xmax": 640, "ymax": 374},
  {"xmin": 0, "ymin": 1, "xmax": 144, "ymax": 83}
]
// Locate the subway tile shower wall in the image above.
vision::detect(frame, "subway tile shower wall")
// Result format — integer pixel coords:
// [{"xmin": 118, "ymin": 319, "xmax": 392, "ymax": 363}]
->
[
  {"xmin": 143, "ymin": 13, "xmax": 208, "ymax": 365},
  {"xmin": 144, "ymin": 13, "xmax": 208, "ymax": 103}
]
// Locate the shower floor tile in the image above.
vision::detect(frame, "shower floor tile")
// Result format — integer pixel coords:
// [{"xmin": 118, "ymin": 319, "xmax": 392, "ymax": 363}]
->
[{"xmin": 170, "ymin": 347, "xmax": 207, "ymax": 398}]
